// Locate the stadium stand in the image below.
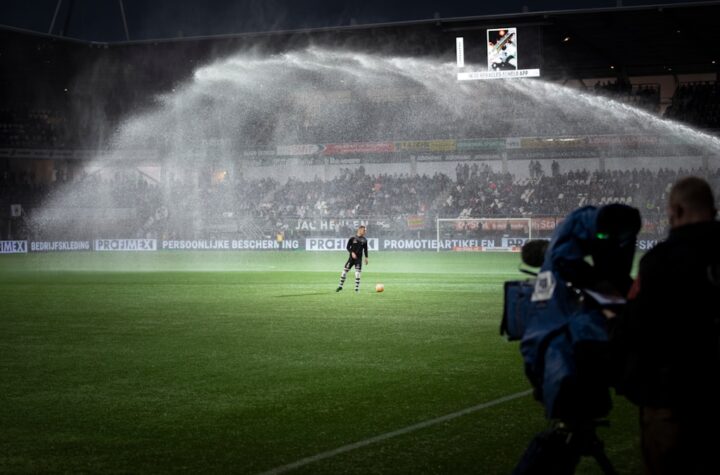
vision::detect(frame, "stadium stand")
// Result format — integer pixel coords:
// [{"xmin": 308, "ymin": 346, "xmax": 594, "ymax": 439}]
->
[
  {"xmin": 664, "ymin": 81, "xmax": 720, "ymax": 130},
  {"xmin": 0, "ymin": 109, "xmax": 71, "ymax": 149},
  {"xmin": 1, "ymin": 4, "xmax": 719, "ymax": 243},
  {"xmin": 593, "ymin": 80, "xmax": 661, "ymax": 113},
  {"xmin": 3, "ymin": 165, "xmax": 718, "ymax": 242}
]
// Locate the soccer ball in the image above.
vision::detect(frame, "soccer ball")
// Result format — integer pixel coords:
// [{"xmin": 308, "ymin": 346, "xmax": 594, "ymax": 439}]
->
[{"xmin": 375, "ymin": 283, "xmax": 384, "ymax": 293}]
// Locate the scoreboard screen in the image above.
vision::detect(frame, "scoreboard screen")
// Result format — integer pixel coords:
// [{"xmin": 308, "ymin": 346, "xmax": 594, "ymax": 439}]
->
[{"xmin": 457, "ymin": 27, "xmax": 541, "ymax": 80}]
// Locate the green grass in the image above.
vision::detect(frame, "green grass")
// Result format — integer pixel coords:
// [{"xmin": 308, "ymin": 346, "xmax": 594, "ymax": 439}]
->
[{"xmin": 0, "ymin": 252, "xmax": 641, "ymax": 474}]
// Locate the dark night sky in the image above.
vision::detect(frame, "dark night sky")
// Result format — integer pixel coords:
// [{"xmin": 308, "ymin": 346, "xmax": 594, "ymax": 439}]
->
[{"xmin": 0, "ymin": 0, "xmax": 713, "ymax": 42}]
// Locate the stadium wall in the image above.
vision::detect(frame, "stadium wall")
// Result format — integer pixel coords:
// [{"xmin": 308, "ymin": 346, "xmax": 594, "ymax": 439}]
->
[
  {"xmin": 236, "ymin": 155, "xmax": 713, "ymax": 182},
  {"xmin": 6, "ymin": 154, "xmax": 714, "ymax": 188},
  {"xmin": 1, "ymin": 236, "xmax": 660, "ymax": 254},
  {"xmin": 572, "ymin": 73, "xmax": 718, "ymax": 113}
]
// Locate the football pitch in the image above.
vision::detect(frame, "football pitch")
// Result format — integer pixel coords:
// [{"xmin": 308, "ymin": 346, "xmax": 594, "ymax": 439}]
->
[{"xmin": 0, "ymin": 252, "xmax": 641, "ymax": 474}]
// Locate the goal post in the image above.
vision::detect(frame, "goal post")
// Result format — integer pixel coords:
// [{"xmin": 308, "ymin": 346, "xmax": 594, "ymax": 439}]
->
[{"xmin": 435, "ymin": 217, "xmax": 533, "ymax": 252}]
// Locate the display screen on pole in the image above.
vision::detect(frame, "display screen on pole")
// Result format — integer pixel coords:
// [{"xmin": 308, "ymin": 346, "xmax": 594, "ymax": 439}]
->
[
  {"xmin": 487, "ymin": 28, "xmax": 518, "ymax": 72},
  {"xmin": 456, "ymin": 26, "xmax": 541, "ymax": 81}
]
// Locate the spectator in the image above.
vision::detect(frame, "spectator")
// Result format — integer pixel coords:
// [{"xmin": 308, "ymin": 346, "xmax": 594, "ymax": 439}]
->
[
  {"xmin": 664, "ymin": 82, "xmax": 720, "ymax": 130},
  {"xmin": 551, "ymin": 160, "xmax": 560, "ymax": 177},
  {"xmin": 609, "ymin": 176, "xmax": 720, "ymax": 475},
  {"xmin": 593, "ymin": 80, "xmax": 660, "ymax": 113}
]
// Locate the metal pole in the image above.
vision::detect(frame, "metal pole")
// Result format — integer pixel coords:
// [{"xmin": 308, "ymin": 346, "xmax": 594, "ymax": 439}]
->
[
  {"xmin": 48, "ymin": 0, "xmax": 63, "ymax": 34},
  {"xmin": 436, "ymin": 218, "xmax": 440, "ymax": 252},
  {"xmin": 527, "ymin": 217, "xmax": 532, "ymax": 240},
  {"xmin": 118, "ymin": 0, "xmax": 130, "ymax": 41}
]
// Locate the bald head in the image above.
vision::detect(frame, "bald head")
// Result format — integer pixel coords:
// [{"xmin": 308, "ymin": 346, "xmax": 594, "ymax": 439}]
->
[{"xmin": 667, "ymin": 176, "xmax": 717, "ymax": 229}]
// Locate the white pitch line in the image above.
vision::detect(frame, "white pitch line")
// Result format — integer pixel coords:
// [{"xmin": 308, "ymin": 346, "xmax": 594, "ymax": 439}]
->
[{"xmin": 257, "ymin": 389, "xmax": 533, "ymax": 475}]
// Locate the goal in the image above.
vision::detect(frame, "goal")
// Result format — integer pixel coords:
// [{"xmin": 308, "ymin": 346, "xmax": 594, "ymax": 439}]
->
[{"xmin": 435, "ymin": 217, "xmax": 532, "ymax": 252}]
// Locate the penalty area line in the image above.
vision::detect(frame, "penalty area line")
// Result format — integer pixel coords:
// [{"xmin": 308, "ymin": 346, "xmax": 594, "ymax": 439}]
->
[{"xmin": 257, "ymin": 389, "xmax": 533, "ymax": 475}]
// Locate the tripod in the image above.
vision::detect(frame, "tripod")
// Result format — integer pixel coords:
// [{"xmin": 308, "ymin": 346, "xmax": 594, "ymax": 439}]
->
[
  {"xmin": 555, "ymin": 420, "xmax": 617, "ymax": 474},
  {"xmin": 513, "ymin": 419, "xmax": 617, "ymax": 475}
]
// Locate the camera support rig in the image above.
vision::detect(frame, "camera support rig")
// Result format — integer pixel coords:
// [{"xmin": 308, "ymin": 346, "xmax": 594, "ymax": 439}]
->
[{"xmin": 514, "ymin": 419, "xmax": 617, "ymax": 475}]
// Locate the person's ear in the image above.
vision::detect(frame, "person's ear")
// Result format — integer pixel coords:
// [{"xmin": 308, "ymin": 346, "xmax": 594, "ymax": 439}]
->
[
  {"xmin": 668, "ymin": 204, "xmax": 680, "ymax": 227},
  {"xmin": 674, "ymin": 204, "xmax": 685, "ymax": 220}
]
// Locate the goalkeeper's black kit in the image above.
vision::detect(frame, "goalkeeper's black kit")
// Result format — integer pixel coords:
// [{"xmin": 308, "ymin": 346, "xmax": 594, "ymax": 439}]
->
[
  {"xmin": 337, "ymin": 234, "xmax": 368, "ymax": 292},
  {"xmin": 345, "ymin": 235, "xmax": 368, "ymax": 270}
]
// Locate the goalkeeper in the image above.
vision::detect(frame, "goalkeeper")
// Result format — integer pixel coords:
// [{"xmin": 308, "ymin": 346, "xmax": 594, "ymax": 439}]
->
[{"xmin": 336, "ymin": 225, "xmax": 369, "ymax": 293}]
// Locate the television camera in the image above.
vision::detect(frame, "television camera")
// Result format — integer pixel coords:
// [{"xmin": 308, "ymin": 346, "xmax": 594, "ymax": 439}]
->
[{"xmin": 501, "ymin": 204, "xmax": 641, "ymax": 475}]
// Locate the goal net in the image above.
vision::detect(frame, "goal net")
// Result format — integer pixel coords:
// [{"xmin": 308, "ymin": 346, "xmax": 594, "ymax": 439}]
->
[{"xmin": 435, "ymin": 217, "xmax": 532, "ymax": 252}]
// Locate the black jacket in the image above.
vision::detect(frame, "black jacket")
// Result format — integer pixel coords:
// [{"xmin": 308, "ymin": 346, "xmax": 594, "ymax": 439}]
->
[
  {"xmin": 610, "ymin": 220, "xmax": 720, "ymax": 409},
  {"xmin": 346, "ymin": 235, "xmax": 368, "ymax": 259}
]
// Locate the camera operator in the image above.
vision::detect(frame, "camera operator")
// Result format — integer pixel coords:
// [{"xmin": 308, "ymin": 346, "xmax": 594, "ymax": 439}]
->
[
  {"xmin": 511, "ymin": 204, "xmax": 641, "ymax": 474},
  {"xmin": 522, "ymin": 204, "xmax": 641, "ymax": 421},
  {"xmin": 609, "ymin": 176, "xmax": 720, "ymax": 475}
]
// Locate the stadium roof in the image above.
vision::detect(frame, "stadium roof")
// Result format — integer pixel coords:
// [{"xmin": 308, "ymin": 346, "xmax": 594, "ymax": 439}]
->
[
  {"xmin": 1, "ymin": 0, "xmax": 718, "ymax": 125},
  {"xmin": 0, "ymin": 0, "xmax": 718, "ymax": 43},
  {"xmin": 2, "ymin": 1, "xmax": 718, "ymax": 79}
]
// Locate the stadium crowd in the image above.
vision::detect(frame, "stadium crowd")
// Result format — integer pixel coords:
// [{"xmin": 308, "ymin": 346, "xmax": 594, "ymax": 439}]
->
[
  {"xmin": 0, "ymin": 109, "xmax": 70, "ymax": 149},
  {"xmin": 594, "ymin": 80, "xmax": 661, "ymax": 113},
  {"xmin": 2, "ymin": 164, "xmax": 719, "ymax": 241},
  {"xmin": 664, "ymin": 81, "xmax": 720, "ymax": 130}
]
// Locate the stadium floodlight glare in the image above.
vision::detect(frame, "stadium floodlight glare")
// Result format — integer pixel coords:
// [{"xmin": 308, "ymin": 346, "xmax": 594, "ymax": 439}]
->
[{"xmin": 456, "ymin": 29, "xmax": 540, "ymax": 81}]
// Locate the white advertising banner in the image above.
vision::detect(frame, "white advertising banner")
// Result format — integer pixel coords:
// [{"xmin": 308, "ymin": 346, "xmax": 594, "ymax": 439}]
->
[
  {"xmin": 94, "ymin": 239, "xmax": 157, "ymax": 252},
  {"xmin": 276, "ymin": 144, "xmax": 321, "ymax": 156},
  {"xmin": 458, "ymin": 69, "xmax": 540, "ymax": 81},
  {"xmin": 30, "ymin": 241, "xmax": 92, "ymax": 252},
  {"xmin": 160, "ymin": 239, "xmax": 300, "ymax": 250},
  {"xmin": 383, "ymin": 239, "xmax": 500, "ymax": 250},
  {"xmin": 305, "ymin": 237, "xmax": 379, "ymax": 252},
  {"xmin": 500, "ymin": 237, "xmax": 528, "ymax": 248},
  {"xmin": 0, "ymin": 240, "xmax": 28, "ymax": 254},
  {"xmin": 0, "ymin": 236, "xmax": 659, "ymax": 254},
  {"xmin": 636, "ymin": 240, "xmax": 658, "ymax": 251},
  {"xmin": 294, "ymin": 218, "xmax": 371, "ymax": 232}
]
